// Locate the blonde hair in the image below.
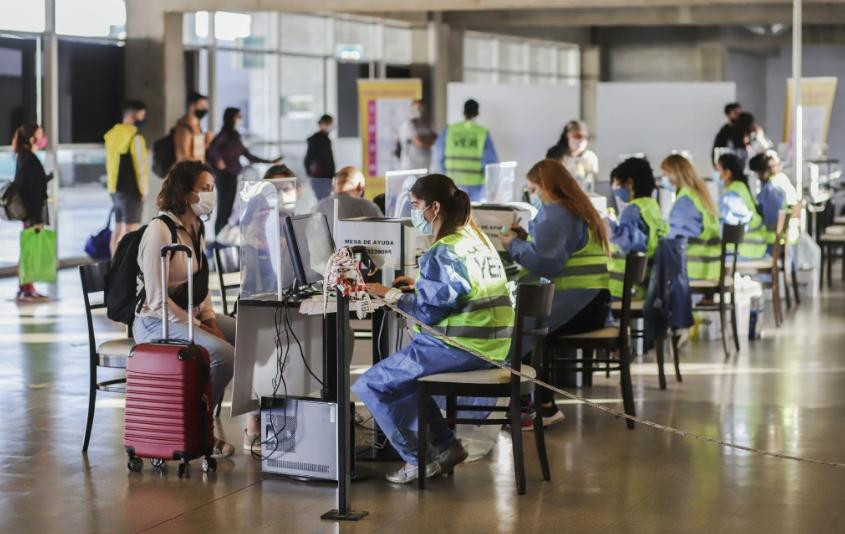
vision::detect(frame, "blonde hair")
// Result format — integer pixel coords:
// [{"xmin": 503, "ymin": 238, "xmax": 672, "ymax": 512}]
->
[{"xmin": 660, "ymin": 154, "xmax": 718, "ymax": 217}]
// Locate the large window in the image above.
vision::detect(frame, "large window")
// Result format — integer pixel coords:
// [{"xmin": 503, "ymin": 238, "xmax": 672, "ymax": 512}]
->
[
  {"xmin": 56, "ymin": 0, "xmax": 126, "ymax": 38},
  {"xmin": 463, "ymin": 31, "xmax": 579, "ymax": 86}
]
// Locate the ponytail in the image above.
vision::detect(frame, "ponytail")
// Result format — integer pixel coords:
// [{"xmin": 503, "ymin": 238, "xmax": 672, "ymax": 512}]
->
[
  {"xmin": 410, "ymin": 174, "xmax": 479, "ymax": 242},
  {"xmin": 12, "ymin": 123, "xmax": 40, "ymax": 155}
]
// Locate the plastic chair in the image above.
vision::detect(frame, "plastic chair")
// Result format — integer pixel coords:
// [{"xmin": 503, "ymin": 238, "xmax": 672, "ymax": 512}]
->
[
  {"xmin": 80, "ymin": 261, "xmax": 134, "ymax": 452},
  {"xmin": 416, "ymin": 281, "xmax": 555, "ymax": 494}
]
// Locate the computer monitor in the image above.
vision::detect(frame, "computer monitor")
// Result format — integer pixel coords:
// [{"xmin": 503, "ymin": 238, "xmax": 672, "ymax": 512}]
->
[{"xmin": 283, "ymin": 213, "xmax": 336, "ymax": 287}]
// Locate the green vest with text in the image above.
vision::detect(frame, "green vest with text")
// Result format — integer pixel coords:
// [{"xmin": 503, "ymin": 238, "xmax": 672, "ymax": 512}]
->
[
  {"xmin": 609, "ymin": 197, "xmax": 669, "ymax": 298},
  {"xmin": 444, "ymin": 121, "xmax": 488, "ymax": 187},
  {"xmin": 550, "ymin": 230, "xmax": 609, "ymax": 292},
  {"xmin": 426, "ymin": 227, "xmax": 514, "ymax": 362},
  {"xmin": 727, "ymin": 181, "xmax": 768, "ymax": 258},
  {"xmin": 677, "ymin": 188, "xmax": 721, "ymax": 281}
]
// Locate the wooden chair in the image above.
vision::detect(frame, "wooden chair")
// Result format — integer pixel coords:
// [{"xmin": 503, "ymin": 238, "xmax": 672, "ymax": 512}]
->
[
  {"xmin": 736, "ymin": 210, "xmax": 792, "ymax": 327},
  {"xmin": 547, "ymin": 253, "xmax": 648, "ymax": 430},
  {"xmin": 80, "ymin": 261, "xmax": 134, "ymax": 452},
  {"xmin": 214, "ymin": 245, "xmax": 241, "ymax": 317},
  {"xmin": 690, "ymin": 224, "xmax": 744, "ymax": 360},
  {"xmin": 416, "ymin": 281, "xmax": 555, "ymax": 494},
  {"xmin": 819, "ymin": 225, "xmax": 845, "ymax": 290}
]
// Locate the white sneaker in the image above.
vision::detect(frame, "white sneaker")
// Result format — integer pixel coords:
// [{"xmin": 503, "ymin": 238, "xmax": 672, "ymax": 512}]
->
[{"xmin": 385, "ymin": 461, "xmax": 441, "ymax": 484}]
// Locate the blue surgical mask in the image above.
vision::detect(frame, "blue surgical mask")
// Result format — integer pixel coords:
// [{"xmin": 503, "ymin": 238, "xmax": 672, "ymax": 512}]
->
[
  {"xmin": 411, "ymin": 207, "xmax": 433, "ymax": 236},
  {"xmin": 528, "ymin": 192, "xmax": 543, "ymax": 211},
  {"xmin": 660, "ymin": 176, "xmax": 676, "ymax": 192},
  {"xmin": 613, "ymin": 185, "xmax": 630, "ymax": 203}
]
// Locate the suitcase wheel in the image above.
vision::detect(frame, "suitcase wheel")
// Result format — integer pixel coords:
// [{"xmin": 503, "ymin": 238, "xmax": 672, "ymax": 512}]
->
[
  {"xmin": 178, "ymin": 461, "xmax": 190, "ymax": 478},
  {"xmin": 201, "ymin": 457, "xmax": 217, "ymax": 473},
  {"xmin": 151, "ymin": 458, "xmax": 166, "ymax": 470},
  {"xmin": 127, "ymin": 456, "xmax": 143, "ymax": 473}
]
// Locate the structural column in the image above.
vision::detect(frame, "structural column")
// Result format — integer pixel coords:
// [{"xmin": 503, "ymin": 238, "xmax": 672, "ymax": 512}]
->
[
  {"xmin": 580, "ymin": 46, "xmax": 600, "ymax": 142},
  {"xmin": 429, "ymin": 13, "xmax": 463, "ymax": 134}
]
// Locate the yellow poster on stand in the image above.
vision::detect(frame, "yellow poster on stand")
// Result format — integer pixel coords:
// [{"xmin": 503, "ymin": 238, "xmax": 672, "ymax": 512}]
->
[
  {"xmin": 357, "ymin": 79, "xmax": 423, "ymax": 198},
  {"xmin": 783, "ymin": 77, "xmax": 838, "ymax": 151}
]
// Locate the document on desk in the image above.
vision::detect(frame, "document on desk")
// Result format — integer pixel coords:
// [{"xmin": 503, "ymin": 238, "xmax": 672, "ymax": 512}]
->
[{"xmin": 298, "ymin": 296, "xmax": 384, "ymax": 316}]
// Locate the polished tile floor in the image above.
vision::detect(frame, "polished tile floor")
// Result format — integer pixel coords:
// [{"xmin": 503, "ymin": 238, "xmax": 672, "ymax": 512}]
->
[{"xmin": 1, "ymin": 269, "xmax": 844, "ymax": 533}]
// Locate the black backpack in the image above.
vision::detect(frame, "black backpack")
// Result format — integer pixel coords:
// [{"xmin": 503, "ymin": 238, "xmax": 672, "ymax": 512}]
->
[
  {"xmin": 0, "ymin": 181, "xmax": 27, "ymax": 221},
  {"xmin": 105, "ymin": 216, "xmax": 177, "ymax": 325},
  {"xmin": 151, "ymin": 128, "xmax": 176, "ymax": 178}
]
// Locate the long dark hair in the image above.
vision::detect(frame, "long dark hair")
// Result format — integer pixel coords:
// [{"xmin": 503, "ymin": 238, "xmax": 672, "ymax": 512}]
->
[
  {"xmin": 12, "ymin": 123, "xmax": 40, "ymax": 155},
  {"xmin": 410, "ymin": 174, "xmax": 480, "ymax": 242},
  {"xmin": 221, "ymin": 107, "xmax": 241, "ymax": 136},
  {"xmin": 719, "ymin": 153, "xmax": 762, "ymax": 216},
  {"xmin": 554, "ymin": 119, "xmax": 587, "ymax": 156},
  {"xmin": 527, "ymin": 159, "xmax": 610, "ymax": 254},
  {"xmin": 748, "ymin": 152, "xmax": 774, "ymax": 181},
  {"xmin": 158, "ymin": 160, "xmax": 214, "ymax": 215}
]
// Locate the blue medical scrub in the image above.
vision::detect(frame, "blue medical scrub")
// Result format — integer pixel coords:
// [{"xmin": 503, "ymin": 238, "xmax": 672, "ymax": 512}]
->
[
  {"xmin": 352, "ymin": 244, "xmax": 494, "ymax": 466},
  {"xmin": 507, "ymin": 202, "xmax": 602, "ymax": 333},
  {"xmin": 668, "ymin": 195, "xmax": 704, "ymax": 239},
  {"xmin": 757, "ymin": 181, "xmax": 786, "ymax": 232},
  {"xmin": 610, "ymin": 203, "xmax": 649, "ymax": 255},
  {"xmin": 433, "ymin": 128, "xmax": 499, "ymax": 202},
  {"xmin": 720, "ymin": 188, "xmax": 754, "ymax": 226}
]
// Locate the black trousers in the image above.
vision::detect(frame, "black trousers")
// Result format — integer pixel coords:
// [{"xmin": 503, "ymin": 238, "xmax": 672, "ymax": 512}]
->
[
  {"xmin": 537, "ymin": 289, "xmax": 611, "ymax": 404},
  {"xmin": 215, "ymin": 170, "xmax": 238, "ymax": 235}
]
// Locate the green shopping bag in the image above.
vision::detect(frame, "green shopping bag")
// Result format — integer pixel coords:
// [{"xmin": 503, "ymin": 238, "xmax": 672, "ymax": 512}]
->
[{"xmin": 19, "ymin": 227, "xmax": 57, "ymax": 284}]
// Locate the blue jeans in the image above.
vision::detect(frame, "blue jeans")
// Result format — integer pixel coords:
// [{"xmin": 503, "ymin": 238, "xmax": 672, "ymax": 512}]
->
[{"xmin": 133, "ymin": 313, "xmax": 236, "ymax": 402}]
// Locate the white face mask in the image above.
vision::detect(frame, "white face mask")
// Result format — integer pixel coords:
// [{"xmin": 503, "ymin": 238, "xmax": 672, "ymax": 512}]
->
[{"xmin": 191, "ymin": 191, "xmax": 216, "ymax": 217}]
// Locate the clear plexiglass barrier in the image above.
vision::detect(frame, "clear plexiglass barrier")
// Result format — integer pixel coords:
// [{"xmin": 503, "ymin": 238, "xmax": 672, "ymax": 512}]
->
[
  {"xmin": 483, "ymin": 161, "xmax": 518, "ymax": 203},
  {"xmin": 385, "ymin": 168, "xmax": 427, "ymax": 218},
  {"xmin": 238, "ymin": 178, "xmax": 298, "ymax": 301}
]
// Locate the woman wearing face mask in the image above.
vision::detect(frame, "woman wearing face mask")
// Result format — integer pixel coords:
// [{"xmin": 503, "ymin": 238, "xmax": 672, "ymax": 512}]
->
[
  {"xmin": 545, "ymin": 120, "xmax": 599, "ymax": 191},
  {"xmin": 500, "ymin": 159, "xmax": 611, "ymax": 427},
  {"xmin": 132, "ymin": 161, "xmax": 242, "ymax": 458},
  {"xmin": 12, "ymin": 123, "xmax": 52, "ymax": 302},
  {"xmin": 717, "ymin": 153, "xmax": 767, "ymax": 259},
  {"xmin": 607, "ymin": 157, "xmax": 668, "ymax": 299},
  {"xmin": 355, "ymin": 174, "xmax": 514, "ymax": 485},
  {"xmin": 660, "ymin": 154, "xmax": 721, "ymax": 280},
  {"xmin": 207, "ymin": 107, "xmax": 281, "ymax": 235}
]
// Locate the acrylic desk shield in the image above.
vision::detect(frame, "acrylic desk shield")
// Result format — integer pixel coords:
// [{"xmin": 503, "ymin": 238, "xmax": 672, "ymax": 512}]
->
[
  {"xmin": 385, "ymin": 168, "xmax": 427, "ymax": 218},
  {"xmin": 483, "ymin": 161, "xmax": 518, "ymax": 203},
  {"xmin": 237, "ymin": 178, "xmax": 298, "ymax": 301}
]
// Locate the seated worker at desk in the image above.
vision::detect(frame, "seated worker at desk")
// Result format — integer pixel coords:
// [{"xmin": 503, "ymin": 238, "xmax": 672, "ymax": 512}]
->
[
  {"xmin": 660, "ymin": 154, "xmax": 721, "ymax": 280},
  {"xmin": 356, "ymin": 174, "xmax": 514, "ymax": 484},
  {"xmin": 749, "ymin": 151, "xmax": 793, "ymax": 251},
  {"xmin": 717, "ymin": 153, "xmax": 767, "ymax": 259},
  {"xmin": 133, "ymin": 161, "xmax": 260, "ymax": 457},
  {"xmin": 314, "ymin": 165, "xmax": 383, "ymax": 233},
  {"xmin": 499, "ymin": 159, "xmax": 611, "ymax": 427},
  {"xmin": 607, "ymin": 157, "xmax": 668, "ymax": 299}
]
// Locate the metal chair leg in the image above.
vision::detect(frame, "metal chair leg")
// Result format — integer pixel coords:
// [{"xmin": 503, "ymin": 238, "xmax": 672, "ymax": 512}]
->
[
  {"xmin": 82, "ymin": 367, "xmax": 97, "ymax": 452},
  {"xmin": 619, "ymin": 346, "xmax": 636, "ymax": 430},
  {"xmin": 531, "ymin": 392, "xmax": 551, "ymax": 481},
  {"xmin": 719, "ymin": 300, "xmax": 732, "ymax": 361},
  {"xmin": 791, "ymin": 262, "xmax": 801, "ymax": 305},
  {"xmin": 671, "ymin": 332, "xmax": 683, "ymax": 383},
  {"xmin": 730, "ymin": 294, "xmax": 741, "ymax": 353}
]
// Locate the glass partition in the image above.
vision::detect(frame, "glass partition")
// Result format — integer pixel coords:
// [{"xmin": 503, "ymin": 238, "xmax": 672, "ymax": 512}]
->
[
  {"xmin": 385, "ymin": 168, "xmax": 427, "ymax": 218},
  {"xmin": 483, "ymin": 161, "xmax": 518, "ymax": 203},
  {"xmin": 56, "ymin": 146, "xmax": 111, "ymax": 260},
  {"xmin": 238, "ymin": 178, "xmax": 298, "ymax": 301}
]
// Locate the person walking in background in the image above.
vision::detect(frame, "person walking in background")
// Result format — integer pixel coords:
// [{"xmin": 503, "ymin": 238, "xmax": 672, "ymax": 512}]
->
[
  {"xmin": 11, "ymin": 123, "xmax": 51, "ymax": 302},
  {"xmin": 174, "ymin": 91, "xmax": 212, "ymax": 164},
  {"xmin": 104, "ymin": 100, "xmax": 149, "ymax": 254},
  {"xmin": 304, "ymin": 114, "xmax": 336, "ymax": 200},
  {"xmin": 315, "ymin": 166, "xmax": 383, "ymax": 233},
  {"xmin": 207, "ymin": 107, "xmax": 281, "ymax": 234},
  {"xmin": 712, "ymin": 102, "xmax": 744, "ymax": 167},
  {"xmin": 435, "ymin": 99, "xmax": 498, "ymax": 202},
  {"xmin": 398, "ymin": 99, "xmax": 436, "ymax": 170},
  {"xmin": 545, "ymin": 120, "xmax": 599, "ymax": 192}
]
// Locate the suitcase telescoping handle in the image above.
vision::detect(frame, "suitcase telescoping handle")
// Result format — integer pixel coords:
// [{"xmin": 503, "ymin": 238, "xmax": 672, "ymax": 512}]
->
[{"xmin": 159, "ymin": 244, "xmax": 194, "ymax": 343}]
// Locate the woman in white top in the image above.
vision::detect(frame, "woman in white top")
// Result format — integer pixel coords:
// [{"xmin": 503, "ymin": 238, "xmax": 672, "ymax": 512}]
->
[
  {"xmin": 133, "ymin": 160, "xmax": 241, "ymax": 457},
  {"xmin": 546, "ymin": 119, "xmax": 599, "ymax": 192}
]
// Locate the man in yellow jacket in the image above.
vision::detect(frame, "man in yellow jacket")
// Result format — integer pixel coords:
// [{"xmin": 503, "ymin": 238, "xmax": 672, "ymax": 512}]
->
[{"xmin": 104, "ymin": 100, "xmax": 149, "ymax": 254}]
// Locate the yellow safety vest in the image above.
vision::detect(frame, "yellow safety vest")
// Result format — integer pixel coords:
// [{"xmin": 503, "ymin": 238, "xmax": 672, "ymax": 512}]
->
[
  {"xmin": 426, "ymin": 227, "xmax": 514, "ymax": 362},
  {"xmin": 609, "ymin": 197, "xmax": 668, "ymax": 299},
  {"xmin": 677, "ymin": 188, "xmax": 721, "ymax": 281},
  {"xmin": 550, "ymin": 230, "xmax": 609, "ymax": 292},
  {"xmin": 726, "ymin": 181, "xmax": 767, "ymax": 258},
  {"xmin": 444, "ymin": 121, "xmax": 488, "ymax": 187}
]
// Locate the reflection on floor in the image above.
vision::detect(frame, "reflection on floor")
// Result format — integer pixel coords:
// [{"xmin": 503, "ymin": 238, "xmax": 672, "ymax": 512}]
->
[{"xmin": 1, "ymin": 269, "xmax": 844, "ymax": 533}]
